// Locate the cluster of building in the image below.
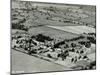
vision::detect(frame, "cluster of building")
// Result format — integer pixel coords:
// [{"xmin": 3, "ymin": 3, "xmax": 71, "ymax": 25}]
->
[{"xmin": 12, "ymin": 32, "xmax": 93, "ymax": 66}]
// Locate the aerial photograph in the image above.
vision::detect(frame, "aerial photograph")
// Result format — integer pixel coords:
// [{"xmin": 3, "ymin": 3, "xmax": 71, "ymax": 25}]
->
[{"xmin": 11, "ymin": 0, "xmax": 96, "ymax": 74}]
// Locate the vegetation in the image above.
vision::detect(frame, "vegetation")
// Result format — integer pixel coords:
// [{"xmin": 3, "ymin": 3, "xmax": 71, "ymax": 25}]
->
[
  {"xmin": 54, "ymin": 41, "xmax": 65, "ymax": 48},
  {"xmin": 82, "ymin": 61, "xmax": 96, "ymax": 70},
  {"xmin": 71, "ymin": 43, "xmax": 76, "ymax": 47},
  {"xmin": 85, "ymin": 42, "xmax": 91, "ymax": 48},
  {"xmin": 12, "ymin": 18, "xmax": 28, "ymax": 31},
  {"xmin": 66, "ymin": 35, "xmax": 85, "ymax": 42},
  {"xmin": 35, "ymin": 34, "xmax": 53, "ymax": 42},
  {"xmin": 78, "ymin": 41, "xmax": 86, "ymax": 45},
  {"xmin": 12, "ymin": 0, "xmax": 96, "ymax": 70},
  {"xmin": 87, "ymin": 36, "xmax": 96, "ymax": 44},
  {"xmin": 47, "ymin": 54, "xmax": 52, "ymax": 58}
]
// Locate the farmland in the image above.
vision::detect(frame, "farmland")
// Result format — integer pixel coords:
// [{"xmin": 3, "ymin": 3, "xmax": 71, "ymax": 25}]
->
[
  {"xmin": 28, "ymin": 26, "xmax": 79, "ymax": 41},
  {"xmin": 11, "ymin": 0, "xmax": 96, "ymax": 74},
  {"xmin": 12, "ymin": 50, "xmax": 71, "ymax": 74},
  {"xmin": 47, "ymin": 25, "xmax": 95, "ymax": 34}
]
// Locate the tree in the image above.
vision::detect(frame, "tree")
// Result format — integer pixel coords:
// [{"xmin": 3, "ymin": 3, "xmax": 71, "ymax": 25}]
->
[
  {"xmin": 71, "ymin": 43, "xmax": 76, "ymax": 47},
  {"xmin": 36, "ymin": 34, "xmax": 53, "ymax": 42},
  {"xmin": 17, "ymin": 35, "xmax": 22, "ymax": 39},
  {"xmin": 64, "ymin": 44, "xmax": 69, "ymax": 48},
  {"xmin": 85, "ymin": 42, "xmax": 91, "ymax": 48},
  {"xmin": 25, "ymin": 2, "xmax": 32, "ymax": 10},
  {"xmin": 71, "ymin": 48, "xmax": 75, "ymax": 52},
  {"xmin": 64, "ymin": 50, "xmax": 68, "ymax": 54},
  {"xmin": 31, "ymin": 35, "xmax": 35, "ymax": 39},
  {"xmin": 78, "ymin": 41, "xmax": 86, "ymax": 45},
  {"xmin": 87, "ymin": 36, "xmax": 96, "ymax": 44},
  {"xmin": 80, "ymin": 50, "xmax": 84, "ymax": 54},
  {"xmin": 83, "ymin": 55, "xmax": 88, "ymax": 59},
  {"xmin": 47, "ymin": 54, "xmax": 52, "ymax": 58}
]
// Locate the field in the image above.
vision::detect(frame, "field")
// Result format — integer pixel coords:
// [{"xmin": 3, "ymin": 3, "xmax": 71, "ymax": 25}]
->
[
  {"xmin": 47, "ymin": 26, "xmax": 95, "ymax": 34},
  {"xmin": 11, "ymin": 0, "xmax": 96, "ymax": 74},
  {"xmin": 28, "ymin": 26, "xmax": 79, "ymax": 41},
  {"xmin": 12, "ymin": 50, "xmax": 71, "ymax": 74}
]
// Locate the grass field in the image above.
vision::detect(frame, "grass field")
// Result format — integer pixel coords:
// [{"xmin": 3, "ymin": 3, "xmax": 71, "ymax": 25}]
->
[
  {"xmin": 47, "ymin": 25, "xmax": 95, "ymax": 34},
  {"xmin": 11, "ymin": 1, "xmax": 96, "ymax": 73},
  {"xmin": 12, "ymin": 50, "xmax": 71, "ymax": 74},
  {"xmin": 28, "ymin": 26, "xmax": 79, "ymax": 41}
]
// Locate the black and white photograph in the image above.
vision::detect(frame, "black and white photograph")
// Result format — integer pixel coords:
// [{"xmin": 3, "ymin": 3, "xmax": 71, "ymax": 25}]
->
[{"xmin": 11, "ymin": 0, "xmax": 96, "ymax": 74}]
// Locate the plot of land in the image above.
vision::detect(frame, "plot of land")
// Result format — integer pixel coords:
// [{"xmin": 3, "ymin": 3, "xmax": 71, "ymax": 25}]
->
[
  {"xmin": 47, "ymin": 25, "xmax": 95, "ymax": 34},
  {"xmin": 12, "ymin": 50, "xmax": 71, "ymax": 74},
  {"xmin": 11, "ymin": 0, "xmax": 96, "ymax": 73},
  {"xmin": 28, "ymin": 26, "xmax": 79, "ymax": 41}
]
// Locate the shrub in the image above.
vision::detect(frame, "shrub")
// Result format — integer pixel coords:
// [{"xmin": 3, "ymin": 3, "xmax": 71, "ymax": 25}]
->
[
  {"xmin": 85, "ymin": 42, "xmax": 91, "ymax": 48},
  {"xmin": 71, "ymin": 43, "xmax": 76, "ymax": 47},
  {"xmin": 36, "ymin": 34, "xmax": 53, "ymax": 42},
  {"xmin": 47, "ymin": 54, "xmax": 52, "ymax": 58},
  {"xmin": 87, "ymin": 36, "xmax": 96, "ymax": 44}
]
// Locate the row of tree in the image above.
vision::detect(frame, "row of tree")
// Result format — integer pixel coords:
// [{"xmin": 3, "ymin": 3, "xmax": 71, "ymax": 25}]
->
[
  {"xmin": 66, "ymin": 35, "xmax": 85, "ymax": 42},
  {"xmin": 12, "ymin": 18, "xmax": 28, "ymax": 31},
  {"xmin": 35, "ymin": 34, "xmax": 53, "ymax": 42},
  {"xmin": 87, "ymin": 36, "xmax": 96, "ymax": 44}
]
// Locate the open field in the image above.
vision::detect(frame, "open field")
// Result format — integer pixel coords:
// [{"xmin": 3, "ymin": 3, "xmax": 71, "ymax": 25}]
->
[
  {"xmin": 28, "ymin": 26, "xmax": 79, "ymax": 41},
  {"xmin": 12, "ymin": 0, "xmax": 96, "ymax": 28},
  {"xmin": 47, "ymin": 25, "xmax": 95, "ymax": 34},
  {"xmin": 12, "ymin": 50, "xmax": 71, "ymax": 74},
  {"xmin": 11, "ymin": 0, "xmax": 96, "ymax": 74},
  {"xmin": 12, "ymin": 29, "xmax": 27, "ymax": 34}
]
